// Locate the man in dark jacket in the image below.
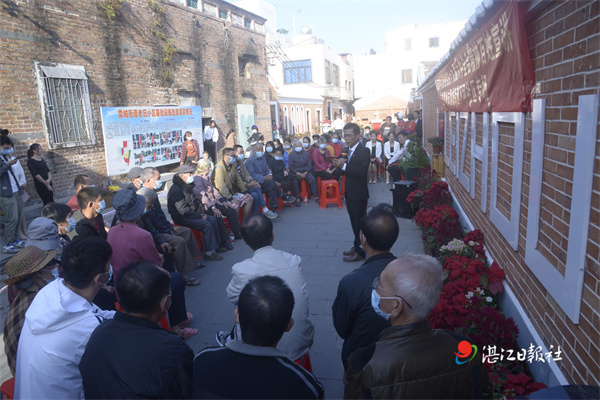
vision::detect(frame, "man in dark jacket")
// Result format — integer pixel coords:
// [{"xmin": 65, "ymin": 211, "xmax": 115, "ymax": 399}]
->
[
  {"xmin": 167, "ymin": 165, "xmax": 225, "ymax": 261},
  {"xmin": 332, "ymin": 123, "xmax": 370, "ymax": 262},
  {"xmin": 121, "ymin": 167, "xmax": 143, "ymax": 191},
  {"xmin": 345, "ymin": 254, "xmax": 488, "ymax": 399},
  {"xmin": 267, "ymin": 148, "xmax": 301, "ymax": 207},
  {"xmin": 193, "ymin": 276, "xmax": 324, "ymax": 399},
  {"xmin": 332, "ymin": 204, "xmax": 398, "ymax": 368},
  {"xmin": 288, "ymin": 140, "xmax": 318, "ymax": 201},
  {"xmin": 80, "ymin": 261, "xmax": 194, "ymax": 398},
  {"xmin": 68, "ymin": 187, "xmax": 108, "ymax": 240}
]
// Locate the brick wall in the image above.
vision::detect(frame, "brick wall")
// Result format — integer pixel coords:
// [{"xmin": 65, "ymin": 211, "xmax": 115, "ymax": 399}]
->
[
  {"xmin": 421, "ymin": 0, "xmax": 599, "ymax": 385},
  {"xmin": 0, "ymin": 0, "xmax": 270, "ymax": 201}
]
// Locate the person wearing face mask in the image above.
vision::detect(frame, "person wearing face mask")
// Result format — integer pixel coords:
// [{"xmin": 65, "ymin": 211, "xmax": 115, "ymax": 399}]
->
[
  {"xmin": 3, "ymin": 246, "xmax": 60, "ymax": 376},
  {"xmin": 14, "ymin": 236, "xmax": 116, "ymax": 399},
  {"xmin": 247, "ymin": 125, "xmax": 264, "ymax": 147},
  {"xmin": 302, "ymin": 136, "xmax": 316, "ymax": 160},
  {"xmin": 26, "ymin": 143, "xmax": 54, "ymax": 205},
  {"xmin": 329, "ymin": 132, "xmax": 343, "ymax": 157},
  {"xmin": 203, "ymin": 121, "xmax": 220, "ymax": 161},
  {"xmin": 41, "ymin": 203, "xmax": 77, "ymax": 258},
  {"xmin": 168, "ymin": 164, "xmax": 227, "ymax": 261},
  {"xmin": 180, "ymin": 131, "xmax": 201, "ymax": 166},
  {"xmin": 289, "ymin": 141, "xmax": 318, "ymax": 202},
  {"xmin": 264, "ymin": 140, "xmax": 276, "ymax": 160},
  {"xmin": 245, "ymin": 143, "xmax": 295, "ymax": 214},
  {"xmin": 312, "ymin": 136, "xmax": 340, "ymax": 182},
  {"xmin": 282, "ymin": 137, "xmax": 293, "ymax": 166},
  {"xmin": 68, "ymin": 186, "xmax": 109, "ymax": 240},
  {"xmin": 108, "ymin": 189, "xmax": 197, "ymax": 337},
  {"xmin": 122, "ymin": 167, "xmax": 144, "ymax": 191},
  {"xmin": 213, "ymin": 148, "xmax": 255, "ymax": 220},
  {"xmin": 345, "ymin": 254, "xmax": 487, "ymax": 400},
  {"xmin": 332, "ymin": 204, "xmax": 398, "ymax": 369},
  {"xmin": 1, "ymin": 129, "xmax": 27, "ymax": 253},
  {"xmin": 267, "ymin": 148, "xmax": 301, "ymax": 207}
]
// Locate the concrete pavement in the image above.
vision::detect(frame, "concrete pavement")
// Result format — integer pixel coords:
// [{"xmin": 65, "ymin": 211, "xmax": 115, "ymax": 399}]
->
[{"xmin": 0, "ymin": 180, "xmax": 424, "ymax": 398}]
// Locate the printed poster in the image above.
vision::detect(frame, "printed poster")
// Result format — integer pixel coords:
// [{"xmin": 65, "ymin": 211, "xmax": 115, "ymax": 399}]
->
[{"xmin": 100, "ymin": 106, "xmax": 203, "ymax": 176}]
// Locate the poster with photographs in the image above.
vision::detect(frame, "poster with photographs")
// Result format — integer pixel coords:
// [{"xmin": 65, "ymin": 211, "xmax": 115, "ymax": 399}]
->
[{"xmin": 100, "ymin": 106, "xmax": 203, "ymax": 176}]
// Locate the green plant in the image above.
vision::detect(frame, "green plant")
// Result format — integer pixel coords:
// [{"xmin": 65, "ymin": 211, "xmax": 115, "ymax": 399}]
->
[
  {"xmin": 146, "ymin": 0, "xmax": 177, "ymax": 84},
  {"xmin": 397, "ymin": 140, "xmax": 430, "ymax": 173},
  {"xmin": 427, "ymin": 136, "xmax": 444, "ymax": 146},
  {"xmin": 99, "ymin": 0, "xmax": 124, "ymax": 20}
]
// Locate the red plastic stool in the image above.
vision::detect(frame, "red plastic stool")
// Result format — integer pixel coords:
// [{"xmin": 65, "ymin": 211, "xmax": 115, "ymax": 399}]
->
[
  {"xmin": 299, "ymin": 179, "xmax": 310, "ymax": 203},
  {"xmin": 173, "ymin": 223, "xmax": 205, "ymax": 251},
  {"xmin": 319, "ymin": 180, "xmax": 342, "ymax": 209},
  {"xmin": 1, "ymin": 377, "xmax": 14, "ymax": 400},
  {"xmin": 264, "ymin": 193, "xmax": 284, "ymax": 210},
  {"xmin": 294, "ymin": 352, "xmax": 313, "ymax": 372},
  {"xmin": 316, "ymin": 176, "xmax": 322, "ymax": 198}
]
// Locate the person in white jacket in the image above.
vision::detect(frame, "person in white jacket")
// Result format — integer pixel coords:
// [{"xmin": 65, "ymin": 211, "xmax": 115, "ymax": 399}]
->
[
  {"xmin": 364, "ymin": 132, "xmax": 383, "ymax": 184},
  {"xmin": 15, "ymin": 236, "xmax": 115, "ymax": 399},
  {"xmin": 383, "ymin": 132, "xmax": 400, "ymax": 184},
  {"xmin": 219, "ymin": 213, "xmax": 314, "ymax": 363}
]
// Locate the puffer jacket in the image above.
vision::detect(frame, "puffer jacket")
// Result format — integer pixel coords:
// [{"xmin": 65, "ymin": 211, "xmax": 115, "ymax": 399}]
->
[
  {"xmin": 167, "ymin": 174, "xmax": 205, "ymax": 225},
  {"xmin": 344, "ymin": 320, "xmax": 487, "ymax": 399}
]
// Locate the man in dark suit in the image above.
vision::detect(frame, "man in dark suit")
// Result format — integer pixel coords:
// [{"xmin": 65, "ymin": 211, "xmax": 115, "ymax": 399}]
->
[
  {"xmin": 415, "ymin": 110, "xmax": 423, "ymax": 143},
  {"xmin": 333, "ymin": 123, "xmax": 370, "ymax": 262}
]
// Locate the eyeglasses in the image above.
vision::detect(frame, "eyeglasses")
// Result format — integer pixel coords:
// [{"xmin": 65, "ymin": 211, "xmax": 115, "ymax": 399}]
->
[{"xmin": 372, "ymin": 276, "xmax": 413, "ymax": 309}]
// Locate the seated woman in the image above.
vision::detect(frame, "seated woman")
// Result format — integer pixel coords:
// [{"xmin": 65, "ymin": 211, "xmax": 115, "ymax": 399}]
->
[
  {"xmin": 312, "ymin": 136, "xmax": 341, "ymax": 182},
  {"xmin": 387, "ymin": 131, "xmax": 411, "ymax": 182},
  {"xmin": 384, "ymin": 131, "xmax": 400, "ymax": 184},
  {"xmin": 41, "ymin": 202, "xmax": 75, "ymax": 249},
  {"xmin": 282, "ymin": 137, "xmax": 292, "ymax": 167},
  {"xmin": 264, "ymin": 140, "xmax": 276, "ymax": 160},
  {"xmin": 267, "ymin": 148, "xmax": 301, "ymax": 207},
  {"xmin": 365, "ymin": 131, "xmax": 382, "ymax": 183},
  {"xmin": 3, "ymin": 246, "xmax": 59, "ymax": 375},
  {"xmin": 107, "ymin": 189, "xmax": 197, "ymax": 338},
  {"xmin": 193, "ymin": 159, "xmax": 240, "ymax": 244}
]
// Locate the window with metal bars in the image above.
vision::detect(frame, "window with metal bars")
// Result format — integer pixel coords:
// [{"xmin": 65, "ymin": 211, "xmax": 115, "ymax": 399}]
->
[
  {"xmin": 35, "ymin": 63, "xmax": 94, "ymax": 149},
  {"xmin": 187, "ymin": 0, "xmax": 198, "ymax": 9},
  {"xmin": 283, "ymin": 60, "xmax": 312, "ymax": 84}
]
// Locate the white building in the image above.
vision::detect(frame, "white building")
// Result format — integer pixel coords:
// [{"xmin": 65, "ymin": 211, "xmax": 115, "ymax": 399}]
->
[{"xmin": 354, "ymin": 20, "xmax": 466, "ymax": 101}]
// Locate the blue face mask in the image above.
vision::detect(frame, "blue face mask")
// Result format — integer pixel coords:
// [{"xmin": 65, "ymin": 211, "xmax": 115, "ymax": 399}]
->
[
  {"xmin": 302, "ymin": 142, "xmax": 310, "ymax": 148},
  {"xmin": 186, "ymin": 176, "xmax": 195, "ymax": 184},
  {"xmin": 51, "ymin": 267, "xmax": 60, "ymax": 280},
  {"xmin": 154, "ymin": 180, "xmax": 163, "ymax": 190},
  {"xmin": 284, "ymin": 144, "xmax": 291, "ymax": 149},
  {"xmin": 0, "ymin": 148, "xmax": 12, "ymax": 156},
  {"xmin": 274, "ymin": 156, "xmax": 283, "ymax": 161},
  {"xmin": 371, "ymin": 289, "xmax": 392, "ymax": 321},
  {"xmin": 237, "ymin": 154, "xmax": 245, "ymax": 161},
  {"xmin": 67, "ymin": 217, "xmax": 77, "ymax": 232},
  {"xmin": 104, "ymin": 264, "xmax": 113, "ymax": 284},
  {"xmin": 255, "ymin": 151, "xmax": 264, "ymax": 158},
  {"xmin": 332, "ymin": 139, "xmax": 339, "ymax": 144},
  {"xmin": 294, "ymin": 147, "xmax": 303, "ymax": 153},
  {"xmin": 319, "ymin": 144, "xmax": 327, "ymax": 149},
  {"xmin": 266, "ymin": 146, "xmax": 273, "ymax": 153},
  {"xmin": 96, "ymin": 200, "xmax": 106, "ymax": 214}
]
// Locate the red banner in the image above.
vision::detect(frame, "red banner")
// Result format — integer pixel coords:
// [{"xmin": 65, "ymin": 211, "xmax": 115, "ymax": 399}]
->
[{"xmin": 434, "ymin": 0, "xmax": 535, "ymax": 112}]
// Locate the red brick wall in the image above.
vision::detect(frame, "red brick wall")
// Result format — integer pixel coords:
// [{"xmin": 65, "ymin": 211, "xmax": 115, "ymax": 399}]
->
[
  {"xmin": 0, "ymin": 0, "xmax": 269, "ymax": 201},
  {"xmin": 421, "ymin": 0, "xmax": 599, "ymax": 385}
]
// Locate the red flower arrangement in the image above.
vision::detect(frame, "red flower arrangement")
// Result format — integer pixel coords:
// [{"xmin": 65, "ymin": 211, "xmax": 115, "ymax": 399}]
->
[{"xmin": 414, "ymin": 204, "xmax": 462, "ymax": 255}]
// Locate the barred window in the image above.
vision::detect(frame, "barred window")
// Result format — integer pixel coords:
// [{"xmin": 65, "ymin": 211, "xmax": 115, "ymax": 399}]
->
[
  {"xmin": 219, "ymin": 9, "xmax": 227, "ymax": 19},
  {"xmin": 187, "ymin": 0, "xmax": 198, "ymax": 9},
  {"xmin": 34, "ymin": 62, "xmax": 94, "ymax": 149},
  {"xmin": 284, "ymin": 60, "xmax": 312, "ymax": 84},
  {"xmin": 244, "ymin": 18, "xmax": 251, "ymax": 28}
]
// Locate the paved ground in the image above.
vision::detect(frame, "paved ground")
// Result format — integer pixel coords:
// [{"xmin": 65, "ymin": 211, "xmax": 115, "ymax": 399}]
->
[{"xmin": 0, "ymin": 180, "xmax": 424, "ymax": 398}]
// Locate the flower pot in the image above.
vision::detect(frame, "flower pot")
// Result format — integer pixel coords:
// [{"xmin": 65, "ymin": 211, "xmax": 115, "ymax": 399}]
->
[{"xmin": 432, "ymin": 145, "xmax": 442, "ymax": 154}]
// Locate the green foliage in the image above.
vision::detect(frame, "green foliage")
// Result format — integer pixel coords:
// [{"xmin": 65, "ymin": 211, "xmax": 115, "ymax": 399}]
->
[
  {"xmin": 99, "ymin": 0, "xmax": 124, "ymax": 20},
  {"xmin": 397, "ymin": 140, "xmax": 430, "ymax": 173},
  {"xmin": 427, "ymin": 136, "xmax": 444, "ymax": 146},
  {"xmin": 146, "ymin": 0, "xmax": 177, "ymax": 84}
]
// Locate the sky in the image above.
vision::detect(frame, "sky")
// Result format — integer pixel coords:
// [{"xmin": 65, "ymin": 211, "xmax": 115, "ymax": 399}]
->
[{"xmin": 263, "ymin": 0, "xmax": 484, "ymax": 56}]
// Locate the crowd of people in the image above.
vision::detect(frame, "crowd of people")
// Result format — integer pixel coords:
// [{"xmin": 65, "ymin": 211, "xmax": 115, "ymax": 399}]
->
[{"xmin": 0, "ymin": 117, "xmax": 489, "ymax": 399}]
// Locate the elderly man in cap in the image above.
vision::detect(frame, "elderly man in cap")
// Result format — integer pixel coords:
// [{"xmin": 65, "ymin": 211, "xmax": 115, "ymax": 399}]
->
[
  {"xmin": 107, "ymin": 189, "xmax": 197, "ymax": 338},
  {"xmin": 122, "ymin": 167, "xmax": 144, "ymax": 191},
  {"xmin": 3, "ymin": 246, "xmax": 59, "ymax": 375},
  {"xmin": 167, "ymin": 164, "xmax": 227, "ymax": 261}
]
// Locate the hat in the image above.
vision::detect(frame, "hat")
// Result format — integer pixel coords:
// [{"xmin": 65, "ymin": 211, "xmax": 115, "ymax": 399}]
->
[
  {"xmin": 112, "ymin": 189, "xmax": 146, "ymax": 222},
  {"xmin": 3, "ymin": 246, "xmax": 57, "ymax": 285},
  {"xmin": 25, "ymin": 217, "xmax": 61, "ymax": 251},
  {"xmin": 177, "ymin": 165, "xmax": 196, "ymax": 174},
  {"xmin": 127, "ymin": 167, "xmax": 143, "ymax": 179}
]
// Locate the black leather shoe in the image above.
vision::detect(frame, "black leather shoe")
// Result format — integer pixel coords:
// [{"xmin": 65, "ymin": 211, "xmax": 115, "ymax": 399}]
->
[
  {"xmin": 343, "ymin": 253, "xmax": 365, "ymax": 262},
  {"xmin": 343, "ymin": 247, "xmax": 356, "ymax": 256}
]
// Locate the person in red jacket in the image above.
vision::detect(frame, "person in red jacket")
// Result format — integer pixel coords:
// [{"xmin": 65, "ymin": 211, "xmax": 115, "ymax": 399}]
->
[{"xmin": 180, "ymin": 131, "xmax": 200, "ymax": 166}]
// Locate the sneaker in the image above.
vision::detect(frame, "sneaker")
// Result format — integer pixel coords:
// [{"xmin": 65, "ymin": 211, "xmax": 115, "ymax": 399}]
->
[
  {"xmin": 204, "ymin": 253, "xmax": 223, "ymax": 261},
  {"xmin": 282, "ymin": 195, "xmax": 296, "ymax": 203},
  {"xmin": 263, "ymin": 210, "xmax": 279, "ymax": 219},
  {"xmin": 215, "ymin": 246, "xmax": 228, "ymax": 253},
  {"xmin": 215, "ymin": 330, "xmax": 230, "ymax": 347},
  {"xmin": 13, "ymin": 239, "xmax": 26, "ymax": 248},
  {"xmin": 294, "ymin": 199, "xmax": 302, "ymax": 207},
  {"xmin": 3, "ymin": 242, "xmax": 19, "ymax": 254}
]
